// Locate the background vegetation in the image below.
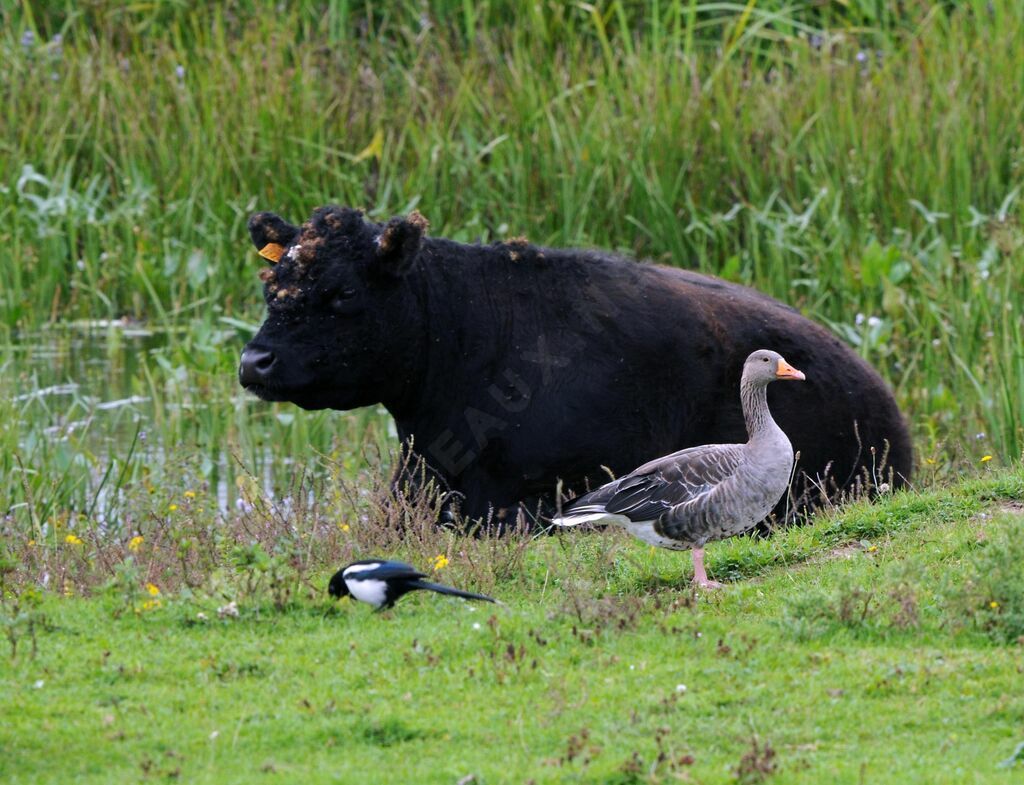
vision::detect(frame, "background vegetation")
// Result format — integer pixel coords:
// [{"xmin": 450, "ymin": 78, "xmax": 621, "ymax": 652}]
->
[
  {"xmin": 2, "ymin": 3, "xmax": 1023, "ymax": 781},
  {"xmin": 2, "ymin": 3, "xmax": 1024, "ymax": 524},
  {"xmin": 2, "ymin": 0, "xmax": 1023, "ymax": 526}
]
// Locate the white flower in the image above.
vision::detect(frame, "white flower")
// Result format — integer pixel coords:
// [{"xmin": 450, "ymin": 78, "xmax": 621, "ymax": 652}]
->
[
  {"xmin": 472, "ymin": 622, "xmax": 481, "ymax": 630},
  {"xmin": 675, "ymin": 684, "xmax": 688, "ymax": 693},
  {"xmin": 867, "ymin": 316, "xmax": 882, "ymax": 329},
  {"xmin": 217, "ymin": 601, "xmax": 239, "ymax": 619}
]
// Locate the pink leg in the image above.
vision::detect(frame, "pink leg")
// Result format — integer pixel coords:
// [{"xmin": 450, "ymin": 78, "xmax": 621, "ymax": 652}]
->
[{"xmin": 691, "ymin": 548, "xmax": 724, "ymax": 589}]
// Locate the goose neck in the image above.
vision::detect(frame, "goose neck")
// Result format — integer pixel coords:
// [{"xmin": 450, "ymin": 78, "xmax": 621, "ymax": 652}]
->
[{"xmin": 740, "ymin": 380, "xmax": 774, "ymax": 439}]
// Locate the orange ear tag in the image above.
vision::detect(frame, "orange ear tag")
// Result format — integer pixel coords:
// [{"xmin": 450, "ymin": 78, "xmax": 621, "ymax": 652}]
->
[{"xmin": 257, "ymin": 243, "xmax": 285, "ymax": 263}]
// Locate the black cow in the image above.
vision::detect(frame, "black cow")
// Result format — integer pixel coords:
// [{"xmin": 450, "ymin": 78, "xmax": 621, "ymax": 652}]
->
[{"xmin": 239, "ymin": 206, "xmax": 912, "ymax": 526}]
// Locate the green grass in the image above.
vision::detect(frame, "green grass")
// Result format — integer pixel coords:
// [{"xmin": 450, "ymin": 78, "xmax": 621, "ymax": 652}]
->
[{"xmin": 4, "ymin": 469, "xmax": 1024, "ymax": 784}]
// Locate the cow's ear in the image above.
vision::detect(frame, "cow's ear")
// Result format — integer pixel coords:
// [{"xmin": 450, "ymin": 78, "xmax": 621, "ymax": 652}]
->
[
  {"xmin": 373, "ymin": 211, "xmax": 428, "ymax": 277},
  {"xmin": 248, "ymin": 212, "xmax": 300, "ymax": 263}
]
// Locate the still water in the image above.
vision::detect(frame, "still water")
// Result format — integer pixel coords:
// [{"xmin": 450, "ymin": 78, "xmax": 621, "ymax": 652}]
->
[{"xmin": 4, "ymin": 320, "xmax": 390, "ymax": 523}]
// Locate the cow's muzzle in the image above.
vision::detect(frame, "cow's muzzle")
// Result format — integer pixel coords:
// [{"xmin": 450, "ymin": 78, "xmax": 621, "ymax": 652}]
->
[{"xmin": 239, "ymin": 348, "xmax": 278, "ymax": 387}]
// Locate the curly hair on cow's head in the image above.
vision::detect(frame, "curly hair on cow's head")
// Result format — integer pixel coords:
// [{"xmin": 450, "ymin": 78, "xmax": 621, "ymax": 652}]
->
[
  {"xmin": 246, "ymin": 206, "xmax": 431, "ymax": 310},
  {"xmin": 305, "ymin": 205, "xmax": 367, "ymax": 244}
]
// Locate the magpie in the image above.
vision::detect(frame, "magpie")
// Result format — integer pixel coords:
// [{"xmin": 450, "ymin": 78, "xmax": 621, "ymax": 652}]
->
[{"xmin": 328, "ymin": 559, "xmax": 496, "ymax": 610}]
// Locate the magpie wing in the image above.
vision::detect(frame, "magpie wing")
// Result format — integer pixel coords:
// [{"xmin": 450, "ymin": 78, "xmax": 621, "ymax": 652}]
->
[{"xmin": 344, "ymin": 560, "xmax": 427, "ymax": 582}]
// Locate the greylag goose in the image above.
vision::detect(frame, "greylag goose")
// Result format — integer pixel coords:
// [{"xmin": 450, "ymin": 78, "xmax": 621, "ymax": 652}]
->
[{"xmin": 551, "ymin": 349, "xmax": 805, "ymax": 588}]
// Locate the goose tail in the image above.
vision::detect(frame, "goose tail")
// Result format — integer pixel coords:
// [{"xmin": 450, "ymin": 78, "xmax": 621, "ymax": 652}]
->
[{"xmin": 550, "ymin": 508, "xmax": 613, "ymax": 527}]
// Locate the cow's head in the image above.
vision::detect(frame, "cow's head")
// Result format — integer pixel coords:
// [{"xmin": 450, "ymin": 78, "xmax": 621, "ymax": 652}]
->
[{"xmin": 239, "ymin": 206, "xmax": 427, "ymax": 410}]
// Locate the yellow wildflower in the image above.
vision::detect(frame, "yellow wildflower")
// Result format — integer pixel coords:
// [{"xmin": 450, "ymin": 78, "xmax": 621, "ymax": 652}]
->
[
  {"xmin": 146, "ymin": 583, "xmax": 160, "ymax": 596},
  {"xmin": 65, "ymin": 534, "xmax": 83, "ymax": 545},
  {"xmin": 339, "ymin": 522, "xmax": 351, "ymax": 532},
  {"xmin": 184, "ymin": 490, "xmax": 197, "ymax": 499},
  {"xmin": 128, "ymin": 535, "xmax": 144, "ymax": 552},
  {"xmin": 138, "ymin": 599, "xmax": 161, "ymax": 613},
  {"xmin": 925, "ymin": 458, "xmax": 936, "ymax": 465},
  {"xmin": 980, "ymin": 455, "xmax": 992, "ymax": 463},
  {"xmin": 27, "ymin": 539, "xmax": 36, "ymax": 547},
  {"xmin": 168, "ymin": 504, "xmax": 178, "ymax": 512},
  {"xmin": 867, "ymin": 545, "xmax": 878, "ymax": 553},
  {"xmin": 432, "ymin": 553, "xmax": 449, "ymax": 571},
  {"xmin": 990, "ymin": 600, "xmax": 1000, "ymax": 609}
]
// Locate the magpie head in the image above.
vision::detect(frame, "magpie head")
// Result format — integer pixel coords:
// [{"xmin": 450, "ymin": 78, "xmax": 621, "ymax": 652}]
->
[{"xmin": 327, "ymin": 568, "xmax": 350, "ymax": 599}]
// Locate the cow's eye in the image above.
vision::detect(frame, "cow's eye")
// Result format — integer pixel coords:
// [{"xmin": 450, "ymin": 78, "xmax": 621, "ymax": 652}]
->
[{"xmin": 331, "ymin": 288, "xmax": 358, "ymax": 309}]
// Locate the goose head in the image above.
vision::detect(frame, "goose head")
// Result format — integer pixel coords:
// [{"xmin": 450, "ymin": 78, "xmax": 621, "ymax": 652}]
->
[{"xmin": 742, "ymin": 349, "xmax": 806, "ymax": 387}]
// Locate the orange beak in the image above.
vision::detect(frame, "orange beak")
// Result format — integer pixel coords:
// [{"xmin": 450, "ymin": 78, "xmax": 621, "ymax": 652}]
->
[{"xmin": 776, "ymin": 358, "xmax": 806, "ymax": 381}]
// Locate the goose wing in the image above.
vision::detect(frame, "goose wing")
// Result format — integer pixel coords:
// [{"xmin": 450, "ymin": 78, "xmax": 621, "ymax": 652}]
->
[{"xmin": 565, "ymin": 444, "xmax": 747, "ymax": 523}]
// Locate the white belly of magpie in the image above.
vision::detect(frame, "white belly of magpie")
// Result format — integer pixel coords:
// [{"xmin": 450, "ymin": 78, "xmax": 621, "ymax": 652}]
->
[{"xmin": 347, "ymin": 579, "xmax": 388, "ymax": 607}]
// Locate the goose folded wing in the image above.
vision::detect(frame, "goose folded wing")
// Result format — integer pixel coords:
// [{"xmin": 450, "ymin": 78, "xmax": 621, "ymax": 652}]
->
[{"xmin": 584, "ymin": 444, "xmax": 747, "ymax": 523}]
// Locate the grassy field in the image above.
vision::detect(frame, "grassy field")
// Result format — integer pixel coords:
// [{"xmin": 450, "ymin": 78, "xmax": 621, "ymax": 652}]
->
[
  {"xmin": 3, "ymin": 2, "xmax": 1024, "ymax": 782},
  {"xmin": 4, "ymin": 469, "xmax": 1024, "ymax": 784}
]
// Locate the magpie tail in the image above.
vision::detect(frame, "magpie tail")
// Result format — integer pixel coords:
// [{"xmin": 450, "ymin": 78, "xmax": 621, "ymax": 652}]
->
[{"xmin": 410, "ymin": 580, "xmax": 495, "ymax": 604}]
